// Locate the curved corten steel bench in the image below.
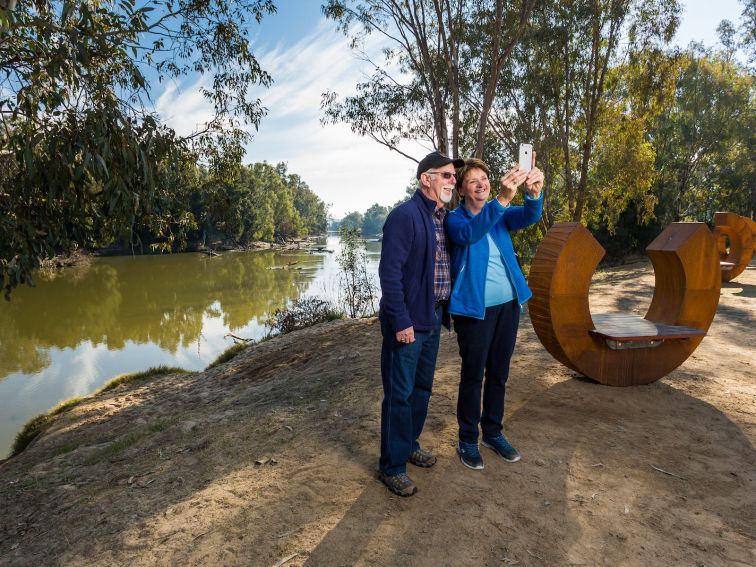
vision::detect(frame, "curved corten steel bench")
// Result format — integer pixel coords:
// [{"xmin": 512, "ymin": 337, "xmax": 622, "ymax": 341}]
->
[
  {"xmin": 528, "ymin": 223, "xmax": 720, "ymax": 386},
  {"xmin": 713, "ymin": 212, "xmax": 754, "ymax": 282}
]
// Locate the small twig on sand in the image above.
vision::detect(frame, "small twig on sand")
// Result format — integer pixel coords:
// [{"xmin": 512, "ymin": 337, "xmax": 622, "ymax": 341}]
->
[
  {"xmin": 591, "ymin": 463, "xmax": 604, "ymax": 468},
  {"xmin": 192, "ymin": 529, "xmax": 213, "ymax": 542},
  {"xmin": 650, "ymin": 464, "xmax": 686, "ymax": 480},
  {"xmin": 272, "ymin": 552, "xmax": 299, "ymax": 567},
  {"xmin": 527, "ymin": 549, "xmax": 543, "ymax": 561}
]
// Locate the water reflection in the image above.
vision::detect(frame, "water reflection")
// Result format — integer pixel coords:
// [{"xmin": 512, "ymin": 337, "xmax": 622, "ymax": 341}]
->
[{"xmin": 0, "ymin": 237, "xmax": 381, "ymax": 457}]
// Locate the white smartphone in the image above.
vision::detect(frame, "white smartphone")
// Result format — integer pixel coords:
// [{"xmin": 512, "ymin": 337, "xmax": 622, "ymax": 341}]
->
[{"xmin": 518, "ymin": 143, "xmax": 533, "ymax": 173}]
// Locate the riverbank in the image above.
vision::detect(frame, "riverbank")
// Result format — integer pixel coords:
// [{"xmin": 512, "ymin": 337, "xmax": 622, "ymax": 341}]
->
[
  {"xmin": 1, "ymin": 262, "xmax": 754, "ymax": 566},
  {"xmin": 39, "ymin": 236, "xmax": 329, "ymax": 270}
]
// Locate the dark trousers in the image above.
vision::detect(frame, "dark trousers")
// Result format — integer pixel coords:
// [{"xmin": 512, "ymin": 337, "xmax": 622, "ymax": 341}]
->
[
  {"xmin": 379, "ymin": 308, "xmax": 442, "ymax": 476},
  {"xmin": 453, "ymin": 300, "xmax": 520, "ymax": 443}
]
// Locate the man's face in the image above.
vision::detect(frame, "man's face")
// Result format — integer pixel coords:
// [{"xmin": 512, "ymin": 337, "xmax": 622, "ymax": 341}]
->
[{"xmin": 419, "ymin": 163, "xmax": 457, "ymax": 207}]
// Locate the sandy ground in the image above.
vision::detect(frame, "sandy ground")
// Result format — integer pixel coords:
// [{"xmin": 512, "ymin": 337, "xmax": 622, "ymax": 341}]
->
[{"xmin": 0, "ymin": 261, "xmax": 754, "ymax": 567}]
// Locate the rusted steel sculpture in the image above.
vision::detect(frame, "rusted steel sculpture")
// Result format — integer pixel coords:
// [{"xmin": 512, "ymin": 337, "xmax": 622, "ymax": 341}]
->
[
  {"xmin": 528, "ymin": 223, "xmax": 720, "ymax": 386},
  {"xmin": 746, "ymin": 217, "xmax": 756, "ymax": 255},
  {"xmin": 713, "ymin": 212, "xmax": 754, "ymax": 282}
]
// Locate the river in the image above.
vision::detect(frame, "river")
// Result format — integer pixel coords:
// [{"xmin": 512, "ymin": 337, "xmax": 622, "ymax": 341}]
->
[{"xmin": 0, "ymin": 236, "xmax": 381, "ymax": 458}]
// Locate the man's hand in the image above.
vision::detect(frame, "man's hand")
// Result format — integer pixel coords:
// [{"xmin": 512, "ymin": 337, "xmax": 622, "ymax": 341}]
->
[{"xmin": 395, "ymin": 326, "xmax": 415, "ymax": 344}]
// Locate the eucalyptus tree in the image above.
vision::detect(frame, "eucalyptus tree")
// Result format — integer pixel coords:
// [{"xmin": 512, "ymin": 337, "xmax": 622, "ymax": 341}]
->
[
  {"xmin": 486, "ymin": 0, "xmax": 681, "ymax": 230},
  {"xmin": 321, "ymin": 0, "xmax": 537, "ymax": 161},
  {"xmin": 0, "ymin": 0, "xmax": 276, "ymax": 297},
  {"xmin": 650, "ymin": 47, "xmax": 754, "ymax": 225}
]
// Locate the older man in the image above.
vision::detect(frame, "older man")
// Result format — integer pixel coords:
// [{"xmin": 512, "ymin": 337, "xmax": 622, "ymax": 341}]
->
[{"xmin": 378, "ymin": 151, "xmax": 464, "ymax": 496}]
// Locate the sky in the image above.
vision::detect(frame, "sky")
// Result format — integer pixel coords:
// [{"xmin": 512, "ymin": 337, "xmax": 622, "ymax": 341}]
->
[{"xmin": 154, "ymin": 0, "xmax": 749, "ymax": 219}]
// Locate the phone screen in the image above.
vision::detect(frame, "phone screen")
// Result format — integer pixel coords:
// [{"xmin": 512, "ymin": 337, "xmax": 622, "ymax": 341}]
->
[{"xmin": 518, "ymin": 144, "xmax": 533, "ymax": 172}]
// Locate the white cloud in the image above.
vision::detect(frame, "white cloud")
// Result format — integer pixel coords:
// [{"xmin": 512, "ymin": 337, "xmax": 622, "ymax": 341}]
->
[
  {"xmin": 154, "ymin": 80, "xmax": 216, "ymax": 138},
  {"xmin": 155, "ymin": 16, "xmax": 433, "ymax": 218}
]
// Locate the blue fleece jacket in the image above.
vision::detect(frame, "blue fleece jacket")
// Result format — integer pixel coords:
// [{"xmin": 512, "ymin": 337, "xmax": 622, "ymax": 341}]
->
[
  {"xmin": 445, "ymin": 195, "xmax": 543, "ymax": 319},
  {"xmin": 379, "ymin": 190, "xmax": 448, "ymax": 333}
]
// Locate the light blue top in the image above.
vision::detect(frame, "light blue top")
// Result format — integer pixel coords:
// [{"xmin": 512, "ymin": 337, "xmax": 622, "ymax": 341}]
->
[{"xmin": 484, "ymin": 234, "xmax": 515, "ymax": 307}]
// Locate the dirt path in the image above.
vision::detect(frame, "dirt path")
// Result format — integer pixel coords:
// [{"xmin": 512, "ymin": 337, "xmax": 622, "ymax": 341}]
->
[{"xmin": 0, "ymin": 262, "xmax": 754, "ymax": 566}]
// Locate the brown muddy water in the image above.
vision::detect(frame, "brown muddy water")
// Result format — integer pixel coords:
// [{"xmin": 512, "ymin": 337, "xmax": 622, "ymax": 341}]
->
[{"xmin": 0, "ymin": 237, "xmax": 381, "ymax": 458}]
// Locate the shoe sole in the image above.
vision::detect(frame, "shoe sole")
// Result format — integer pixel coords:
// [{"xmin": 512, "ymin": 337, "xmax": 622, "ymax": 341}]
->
[
  {"xmin": 481, "ymin": 440, "xmax": 521, "ymax": 463},
  {"xmin": 456, "ymin": 449, "xmax": 484, "ymax": 470}
]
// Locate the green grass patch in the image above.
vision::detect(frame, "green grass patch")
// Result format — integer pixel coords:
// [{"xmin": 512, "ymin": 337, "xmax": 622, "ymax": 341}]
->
[
  {"xmin": 98, "ymin": 365, "xmax": 189, "ymax": 393},
  {"xmin": 206, "ymin": 342, "xmax": 251, "ymax": 370},
  {"xmin": 83, "ymin": 416, "xmax": 179, "ymax": 465},
  {"xmin": 10, "ymin": 366, "xmax": 189, "ymax": 459},
  {"xmin": 11, "ymin": 397, "xmax": 86, "ymax": 457}
]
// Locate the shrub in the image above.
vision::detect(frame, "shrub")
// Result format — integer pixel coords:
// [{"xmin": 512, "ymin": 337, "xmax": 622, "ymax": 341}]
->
[
  {"xmin": 337, "ymin": 227, "xmax": 377, "ymax": 317},
  {"xmin": 266, "ymin": 297, "xmax": 342, "ymax": 336}
]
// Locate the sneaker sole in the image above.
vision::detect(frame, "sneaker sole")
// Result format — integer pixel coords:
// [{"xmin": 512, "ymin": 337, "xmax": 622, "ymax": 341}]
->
[
  {"xmin": 481, "ymin": 440, "xmax": 521, "ymax": 463},
  {"xmin": 456, "ymin": 449, "xmax": 484, "ymax": 470}
]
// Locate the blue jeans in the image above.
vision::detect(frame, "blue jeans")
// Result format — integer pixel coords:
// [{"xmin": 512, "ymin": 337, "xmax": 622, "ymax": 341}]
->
[
  {"xmin": 453, "ymin": 300, "xmax": 520, "ymax": 443},
  {"xmin": 379, "ymin": 308, "xmax": 442, "ymax": 475}
]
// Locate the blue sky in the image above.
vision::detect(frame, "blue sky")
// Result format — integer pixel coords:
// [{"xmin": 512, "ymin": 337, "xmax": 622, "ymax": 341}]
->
[{"xmin": 154, "ymin": 0, "xmax": 749, "ymax": 218}]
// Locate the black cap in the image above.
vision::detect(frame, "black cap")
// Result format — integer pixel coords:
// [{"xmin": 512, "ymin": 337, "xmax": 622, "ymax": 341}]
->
[{"xmin": 416, "ymin": 151, "xmax": 465, "ymax": 179}]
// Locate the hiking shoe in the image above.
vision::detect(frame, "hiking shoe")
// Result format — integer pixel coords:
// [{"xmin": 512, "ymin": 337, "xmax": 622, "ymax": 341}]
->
[
  {"xmin": 482, "ymin": 434, "xmax": 521, "ymax": 462},
  {"xmin": 409, "ymin": 447, "xmax": 437, "ymax": 468},
  {"xmin": 457, "ymin": 441, "xmax": 484, "ymax": 470},
  {"xmin": 378, "ymin": 471, "xmax": 417, "ymax": 497}
]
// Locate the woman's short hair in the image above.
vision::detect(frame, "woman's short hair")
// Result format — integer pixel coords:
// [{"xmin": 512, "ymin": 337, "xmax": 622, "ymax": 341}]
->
[{"xmin": 455, "ymin": 158, "xmax": 491, "ymax": 193}]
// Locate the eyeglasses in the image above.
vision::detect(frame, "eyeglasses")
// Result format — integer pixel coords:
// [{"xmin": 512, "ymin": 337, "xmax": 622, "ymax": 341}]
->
[{"xmin": 426, "ymin": 171, "xmax": 457, "ymax": 180}]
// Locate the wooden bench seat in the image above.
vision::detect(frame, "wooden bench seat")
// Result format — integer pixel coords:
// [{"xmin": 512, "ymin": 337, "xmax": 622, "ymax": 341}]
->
[
  {"xmin": 589, "ymin": 313, "xmax": 705, "ymax": 342},
  {"xmin": 720, "ymin": 261, "xmax": 735, "ymax": 271}
]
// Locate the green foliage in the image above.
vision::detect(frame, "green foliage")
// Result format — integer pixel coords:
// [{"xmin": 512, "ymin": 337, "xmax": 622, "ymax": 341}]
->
[
  {"xmin": 649, "ymin": 48, "xmax": 754, "ymax": 225},
  {"xmin": 198, "ymin": 162, "xmax": 326, "ymax": 244},
  {"xmin": 98, "ymin": 366, "xmax": 189, "ymax": 394},
  {"xmin": 0, "ymin": 0, "xmax": 278, "ymax": 296},
  {"xmin": 11, "ymin": 396, "xmax": 85, "ymax": 457},
  {"xmin": 322, "ymin": 0, "xmax": 752, "ymax": 261},
  {"xmin": 337, "ymin": 227, "xmax": 377, "ymax": 318},
  {"xmin": 339, "ymin": 211, "xmax": 364, "ymax": 231},
  {"xmin": 265, "ymin": 297, "xmax": 342, "ymax": 336},
  {"xmin": 361, "ymin": 203, "xmax": 389, "ymax": 235}
]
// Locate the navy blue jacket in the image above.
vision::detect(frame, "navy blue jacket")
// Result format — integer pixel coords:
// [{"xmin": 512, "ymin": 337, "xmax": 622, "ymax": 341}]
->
[
  {"xmin": 445, "ymin": 195, "xmax": 543, "ymax": 319},
  {"xmin": 379, "ymin": 190, "xmax": 449, "ymax": 334}
]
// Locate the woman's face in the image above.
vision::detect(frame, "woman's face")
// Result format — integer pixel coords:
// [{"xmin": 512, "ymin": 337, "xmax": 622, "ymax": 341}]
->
[{"xmin": 459, "ymin": 167, "xmax": 491, "ymax": 209}]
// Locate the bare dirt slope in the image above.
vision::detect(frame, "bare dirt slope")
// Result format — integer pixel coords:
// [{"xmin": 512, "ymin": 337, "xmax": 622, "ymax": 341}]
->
[{"xmin": 1, "ymin": 262, "xmax": 754, "ymax": 567}]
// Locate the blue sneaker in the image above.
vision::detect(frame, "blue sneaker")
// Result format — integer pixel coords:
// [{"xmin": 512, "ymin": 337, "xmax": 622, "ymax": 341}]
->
[
  {"xmin": 482, "ymin": 434, "xmax": 521, "ymax": 462},
  {"xmin": 457, "ymin": 441, "xmax": 484, "ymax": 470}
]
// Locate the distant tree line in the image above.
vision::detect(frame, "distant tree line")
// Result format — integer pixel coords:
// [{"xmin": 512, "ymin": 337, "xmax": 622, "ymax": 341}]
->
[
  {"xmin": 135, "ymin": 161, "xmax": 329, "ymax": 253},
  {"xmin": 185, "ymin": 162, "xmax": 328, "ymax": 251}
]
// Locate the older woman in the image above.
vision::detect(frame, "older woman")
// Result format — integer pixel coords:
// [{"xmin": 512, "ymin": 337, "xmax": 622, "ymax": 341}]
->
[{"xmin": 444, "ymin": 157, "xmax": 543, "ymax": 470}]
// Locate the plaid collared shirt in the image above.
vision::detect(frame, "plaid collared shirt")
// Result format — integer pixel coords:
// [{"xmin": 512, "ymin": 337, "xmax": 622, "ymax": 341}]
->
[{"xmin": 432, "ymin": 206, "xmax": 451, "ymax": 302}]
